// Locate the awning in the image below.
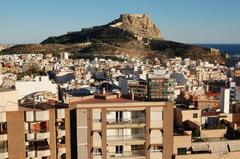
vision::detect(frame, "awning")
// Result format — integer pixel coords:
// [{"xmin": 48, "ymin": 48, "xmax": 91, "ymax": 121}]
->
[
  {"xmin": 192, "ymin": 144, "xmax": 209, "ymax": 152},
  {"xmin": 229, "ymin": 141, "xmax": 240, "ymax": 152},
  {"xmin": 209, "ymin": 143, "xmax": 228, "ymax": 153}
]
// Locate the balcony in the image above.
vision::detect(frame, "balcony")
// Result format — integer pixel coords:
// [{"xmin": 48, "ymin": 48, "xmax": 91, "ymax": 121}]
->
[
  {"xmin": 26, "ymin": 133, "xmax": 35, "ymax": 140},
  {"xmin": 35, "ymin": 111, "xmax": 49, "ymax": 121},
  {"xmin": 25, "ymin": 111, "xmax": 34, "ymax": 122},
  {"xmin": 93, "ymin": 152, "xmax": 102, "ymax": 159},
  {"xmin": 58, "ymin": 147, "xmax": 66, "ymax": 154},
  {"xmin": 58, "ymin": 147, "xmax": 66, "ymax": 159},
  {"xmin": 93, "ymin": 155, "xmax": 102, "ymax": 159},
  {"xmin": 107, "ymin": 134, "xmax": 145, "ymax": 146},
  {"xmin": 0, "ymin": 148, "xmax": 8, "ymax": 159},
  {"xmin": 26, "ymin": 149, "xmax": 36, "ymax": 158},
  {"xmin": 57, "ymin": 109, "xmax": 65, "ymax": 119},
  {"xmin": 93, "ymin": 119, "xmax": 102, "ymax": 131},
  {"xmin": 36, "ymin": 132, "xmax": 50, "ymax": 140},
  {"xmin": 0, "ymin": 131, "xmax": 7, "ymax": 141},
  {"xmin": 150, "ymin": 120, "xmax": 163, "ymax": 129},
  {"xmin": 93, "ymin": 132, "xmax": 102, "ymax": 147},
  {"xmin": 150, "ymin": 130, "xmax": 163, "ymax": 145},
  {"xmin": 57, "ymin": 120, "xmax": 65, "ymax": 130},
  {"xmin": 0, "ymin": 112, "xmax": 6, "ymax": 123},
  {"xmin": 26, "ymin": 121, "xmax": 49, "ymax": 140},
  {"xmin": 107, "ymin": 118, "xmax": 146, "ymax": 129},
  {"xmin": 36, "ymin": 149, "xmax": 51, "ymax": 157},
  {"xmin": 57, "ymin": 136, "xmax": 66, "ymax": 146},
  {"xmin": 108, "ymin": 150, "xmax": 145, "ymax": 159},
  {"xmin": 150, "ymin": 151, "xmax": 163, "ymax": 159},
  {"xmin": 57, "ymin": 130, "xmax": 66, "ymax": 138},
  {"xmin": 36, "ymin": 145, "xmax": 51, "ymax": 157}
]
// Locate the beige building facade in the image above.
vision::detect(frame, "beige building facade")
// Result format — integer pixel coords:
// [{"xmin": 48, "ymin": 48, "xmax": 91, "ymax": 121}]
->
[{"xmin": 74, "ymin": 94, "xmax": 174, "ymax": 159}]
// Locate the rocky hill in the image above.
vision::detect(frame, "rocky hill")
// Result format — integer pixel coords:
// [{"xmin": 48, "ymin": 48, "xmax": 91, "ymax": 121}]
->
[
  {"xmin": 0, "ymin": 14, "xmax": 226, "ymax": 63},
  {"xmin": 41, "ymin": 14, "xmax": 162, "ymax": 44}
]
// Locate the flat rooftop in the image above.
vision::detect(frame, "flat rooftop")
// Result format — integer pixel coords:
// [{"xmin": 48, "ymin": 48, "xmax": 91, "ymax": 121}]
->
[
  {"xmin": 0, "ymin": 88, "xmax": 16, "ymax": 93},
  {"xmin": 19, "ymin": 101, "xmax": 68, "ymax": 110},
  {"xmin": 74, "ymin": 93, "xmax": 171, "ymax": 109}
]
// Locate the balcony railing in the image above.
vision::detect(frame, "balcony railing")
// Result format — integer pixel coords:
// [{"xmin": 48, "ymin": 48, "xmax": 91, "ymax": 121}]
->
[
  {"xmin": 35, "ymin": 132, "xmax": 50, "ymax": 140},
  {"xmin": 57, "ymin": 124, "xmax": 65, "ymax": 130},
  {"xmin": 201, "ymin": 124, "xmax": 226, "ymax": 130},
  {"xmin": 36, "ymin": 145, "xmax": 50, "ymax": 151},
  {"xmin": 26, "ymin": 145, "xmax": 36, "ymax": 151},
  {"xmin": 108, "ymin": 150, "xmax": 145, "ymax": 158},
  {"xmin": 0, "ymin": 148, "xmax": 8, "ymax": 159},
  {"xmin": 27, "ymin": 144, "xmax": 50, "ymax": 151},
  {"xmin": 107, "ymin": 118, "xmax": 145, "ymax": 125},
  {"xmin": 36, "ymin": 149, "xmax": 51, "ymax": 157},
  {"xmin": 26, "ymin": 149, "xmax": 35, "ymax": 158},
  {"xmin": 0, "ymin": 148, "xmax": 8, "ymax": 153},
  {"xmin": 0, "ymin": 130, "xmax": 7, "ymax": 135},
  {"xmin": 28, "ymin": 128, "xmax": 49, "ymax": 134},
  {"xmin": 93, "ymin": 119, "xmax": 101, "ymax": 122},
  {"xmin": 107, "ymin": 134, "xmax": 145, "ymax": 141},
  {"xmin": 57, "ymin": 130, "xmax": 66, "ymax": 138},
  {"xmin": 93, "ymin": 152, "xmax": 102, "ymax": 156}
]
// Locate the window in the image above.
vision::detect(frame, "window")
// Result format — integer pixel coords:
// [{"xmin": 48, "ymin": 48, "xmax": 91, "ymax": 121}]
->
[
  {"xmin": 192, "ymin": 130, "xmax": 200, "ymax": 138},
  {"xmin": 0, "ymin": 141, "xmax": 8, "ymax": 151},
  {"xmin": 116, "ymin": 145, "xmax": 123, "ymax": 154},
  {"xmin": 0, "ymin": 123, "xmax": 7, "ymax": 134},
  {"xmin": 93, "ymin": 148, "xmax": 102, "ymax": 156},
  {"xmin": 150, "ymin": 146, "xmax": 163, "ymax": 152},
  {"xmin": 30, "ymin": 121, "xmax": 48, "ymax": 133},
  {"xmin": 177, "ymin": 148, "xmax": 187, "ymax": 155},
  {"xmin": 193, "ymin": 113, "xmax": 198, "ymax": 118},
  {"xmin": 35, "ymin": 139, "xmax": 50, "ymax": 150},
  {"xmin": 116, "ymin": 112, "xmax": 123, "ymax": 122}
]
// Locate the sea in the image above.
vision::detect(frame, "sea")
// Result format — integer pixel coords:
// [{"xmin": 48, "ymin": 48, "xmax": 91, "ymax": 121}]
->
[{"xmin": 195, "ymin": 44, "xmax": 240, "ymax": 57}]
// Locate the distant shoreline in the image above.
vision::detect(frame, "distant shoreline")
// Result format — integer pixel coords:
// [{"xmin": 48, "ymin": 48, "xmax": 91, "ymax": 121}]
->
[{"xmin": 194, "ymin": 44, "xmax": 240, "ymax": 56}]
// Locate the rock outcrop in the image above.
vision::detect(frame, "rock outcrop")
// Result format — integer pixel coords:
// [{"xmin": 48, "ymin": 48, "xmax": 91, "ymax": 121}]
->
[{"xmin": 109, "ymin": 14, "xmax": 162, "ymax": 40}]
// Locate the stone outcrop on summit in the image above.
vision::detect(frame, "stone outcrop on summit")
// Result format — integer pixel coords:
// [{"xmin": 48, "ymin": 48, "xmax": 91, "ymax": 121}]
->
[{"xmin": 109, "ymin": 14, "xmax": 162, "ymax": 40}]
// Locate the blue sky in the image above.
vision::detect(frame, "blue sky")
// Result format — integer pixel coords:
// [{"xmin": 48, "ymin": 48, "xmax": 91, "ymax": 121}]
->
[{"xmin": 1, "ymin": 0, "xmax": 240, "ymax": 44}]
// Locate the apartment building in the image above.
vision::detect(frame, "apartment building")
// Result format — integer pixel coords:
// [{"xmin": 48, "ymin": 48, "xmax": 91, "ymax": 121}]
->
[
  {"xmin": 127, "ymin": 77, "xmax": 176, "ymax": 101},
  {"xmin": 174, "ymin": 131, "xmax": 240, "ymax": 159},
  {"xmin": 148, "ymin": 77, "xmax": 176, "ymax": 101},
  {"xmin": 128, "ymin": 80, "xmax": 148, "ymax": 100},
  {"xmin": 191, "ymin": 93, "xmax": 220, "ymax": 110},
  {"xmin": 73, "ymin": 93, "xmax": 174, "ymax": 159},
  {"xmin": 173, "ymin": 105, "xmax": 240, "ymax": 159},
  {"xmin": 0, "ymin": 89, "xmax": 71, "ymax": 159}
]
